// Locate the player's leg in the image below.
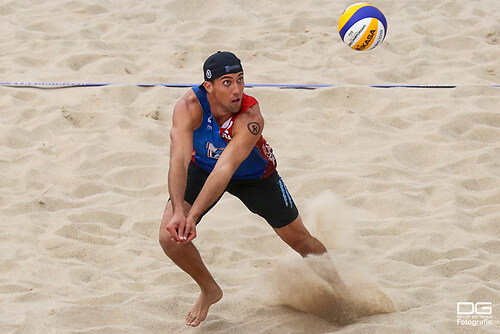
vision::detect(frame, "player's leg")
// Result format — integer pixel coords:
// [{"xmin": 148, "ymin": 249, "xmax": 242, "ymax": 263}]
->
[
  {"xmin": 159, "ymin": 162, "xmax": 223, "ymax": 326},
  {"xmin": 272, "ymin": 214, "xmax": 326, "ymax": 256},
  {"xmin": 273, "ymin": 214, "xmax": 350, "ymax": 295},
  {"xmin": 159, "ymin": 200, "xmax": 222, "ymax": 327},
  {"xmin": 230, "ymin": 173, "xmax": 323, "ymax": 256},
  {"xmin": 229, "ymin": 172, "xmax": 349, "ymax": 294}
]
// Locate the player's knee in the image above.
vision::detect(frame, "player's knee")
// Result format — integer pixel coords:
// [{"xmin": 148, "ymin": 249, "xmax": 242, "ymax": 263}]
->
[
  {"xmin": 287, "ymin": 235, "xmax": 312, "ymax": 256},
  {"xmin": 159, "ymin": 229, "xmax": 187, "ymax": 258},
  {"xmin": 159, "ymin": 229, "xmax": 174, "ymax": 249},
  {"xmin": 289, "ymin": 235, "xmax": 326, "ymax": 257}
]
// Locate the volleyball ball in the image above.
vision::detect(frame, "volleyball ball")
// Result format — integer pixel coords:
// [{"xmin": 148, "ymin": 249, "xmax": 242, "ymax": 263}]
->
[{"xmin": 338, "ymin": 3, "xmax": 387, "ymax": 51}]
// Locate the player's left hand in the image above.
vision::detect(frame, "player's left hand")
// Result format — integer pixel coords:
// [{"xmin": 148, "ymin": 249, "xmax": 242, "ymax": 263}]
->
[{"xmin": 178, "ymin": 215, "xmax": 197, "ymax": 243}]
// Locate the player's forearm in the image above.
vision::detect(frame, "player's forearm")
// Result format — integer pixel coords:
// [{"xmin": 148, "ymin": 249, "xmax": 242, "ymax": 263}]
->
[
  {"xmin": 168, "ymin": 161, "xmax": 188, "ymax": 214},
  {"xmin": 188, "ymin": 164, "xmax": 234, "ymax": 220}
]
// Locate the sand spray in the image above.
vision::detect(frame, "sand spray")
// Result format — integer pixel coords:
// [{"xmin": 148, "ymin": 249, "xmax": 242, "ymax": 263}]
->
[{"xmin": 254, "ymin": 192, "xmax": 396, "ymax": 324}]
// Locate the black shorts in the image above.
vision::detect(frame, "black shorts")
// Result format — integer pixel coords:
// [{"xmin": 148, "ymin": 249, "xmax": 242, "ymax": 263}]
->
[{"xmin": 184, "ymin": 162, "xmax": 299, "ymax": 228}]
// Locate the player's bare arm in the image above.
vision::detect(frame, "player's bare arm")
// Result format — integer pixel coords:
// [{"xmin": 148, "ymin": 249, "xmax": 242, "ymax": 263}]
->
[{"xmin": 164, "ymin": 91, "xmax": 202, "ymax": 243}]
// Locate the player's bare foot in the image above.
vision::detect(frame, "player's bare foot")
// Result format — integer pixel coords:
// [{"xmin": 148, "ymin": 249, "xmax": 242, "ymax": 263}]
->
[{"xmin": 185, "ymin": 284, "xmax": 223, "ymax": 327}]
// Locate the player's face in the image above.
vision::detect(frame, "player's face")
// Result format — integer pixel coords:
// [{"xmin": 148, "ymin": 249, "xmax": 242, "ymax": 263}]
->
[{"xmin": 211, "ymin": 72, "xmax": 245, "ymax": 113}]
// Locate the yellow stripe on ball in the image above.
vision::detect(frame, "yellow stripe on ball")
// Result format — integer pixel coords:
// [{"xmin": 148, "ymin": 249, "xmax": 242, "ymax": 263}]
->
[
  {"xmin": 338, "ymin": 3, "xmax": 368, "ymax": 31},
  {"xmin": 351, "ymin": 18, "xmax": 379, "ymax": 51}
]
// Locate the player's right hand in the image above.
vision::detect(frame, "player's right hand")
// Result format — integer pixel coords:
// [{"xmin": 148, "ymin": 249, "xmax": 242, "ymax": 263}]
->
[{"xmin": 166, "ymin": 212, "xmax": 196, "ymax": 244}]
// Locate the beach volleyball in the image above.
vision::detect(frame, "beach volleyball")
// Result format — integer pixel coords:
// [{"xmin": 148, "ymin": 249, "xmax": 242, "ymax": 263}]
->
[{"xmin": 338, "ymin": 3, "xmax": 387, "ymax": 51}]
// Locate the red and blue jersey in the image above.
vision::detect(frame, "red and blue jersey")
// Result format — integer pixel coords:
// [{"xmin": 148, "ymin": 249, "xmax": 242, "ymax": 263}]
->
[{"xmin": 191, "ymin": 85, "xmax": 276, "ymax": 180}]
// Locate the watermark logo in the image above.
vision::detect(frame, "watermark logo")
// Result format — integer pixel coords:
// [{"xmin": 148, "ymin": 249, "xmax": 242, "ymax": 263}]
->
[{"xmin": 457, "ymin": 302, "xmax": 494, "ymax": 327}]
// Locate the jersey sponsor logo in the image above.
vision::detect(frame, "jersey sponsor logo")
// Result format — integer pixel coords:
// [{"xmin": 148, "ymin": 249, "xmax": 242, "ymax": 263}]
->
[
  {"xmin": 221, "ymin": 129, "xmax": 231, "ymax": 141},
  {"xmin": 261, "ymin": 143, "xmax": 276, "ymax": 166},
  {"xmin": 220, "ymin": 119, "xmax": 233, "ymax": 141},
  {"xmin": 206, "ymin": 115, "xmax": 213, "ymax": 130},
  {"xmin": 206, "ymin": 142, "xmax": 224, "ymax": 159}
]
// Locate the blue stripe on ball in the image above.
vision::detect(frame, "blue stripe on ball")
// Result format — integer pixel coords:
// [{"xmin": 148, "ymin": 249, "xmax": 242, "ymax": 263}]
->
[{"xmin": 339, "ymin": 5, "xmax": 387, "ymax": 41}]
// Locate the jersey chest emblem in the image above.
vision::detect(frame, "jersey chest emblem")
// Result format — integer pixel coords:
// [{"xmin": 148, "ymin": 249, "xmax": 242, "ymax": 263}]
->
[{"xmin": 206, "ymin": 142, "xmax": 224, "ymax": 159}]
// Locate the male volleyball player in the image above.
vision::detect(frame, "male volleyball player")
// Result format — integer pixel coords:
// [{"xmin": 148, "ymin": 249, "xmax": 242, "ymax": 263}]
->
[{"xmin": 159, "ymin": 51, "xmax": 347, "ymax": 327}]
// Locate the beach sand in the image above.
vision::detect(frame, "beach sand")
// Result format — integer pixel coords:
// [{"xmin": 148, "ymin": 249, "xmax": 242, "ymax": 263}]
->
[{"xmin": 0, "ymin": 0, "xmax": 499, "ymax": 333}]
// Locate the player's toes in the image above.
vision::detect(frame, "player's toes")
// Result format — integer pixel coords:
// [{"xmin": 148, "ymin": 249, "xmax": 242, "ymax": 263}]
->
[
  {"xmin": 189, "ymin": 317, "xmax": 201, "ymax": 327},
  {"xmin": 185, "ymin": 313, "xmax": 195, "ymax": 325}
]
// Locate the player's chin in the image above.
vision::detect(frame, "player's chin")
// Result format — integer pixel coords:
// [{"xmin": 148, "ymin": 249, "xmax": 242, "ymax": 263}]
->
[{"xmin": 230, "ymin": 99, "xmax": 242, "ymax": 111}]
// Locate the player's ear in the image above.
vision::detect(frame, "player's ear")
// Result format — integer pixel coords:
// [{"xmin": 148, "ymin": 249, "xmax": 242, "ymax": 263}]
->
[{"xmin": 204, "ymin": 81, "xmax": 214, "ymax": 93}]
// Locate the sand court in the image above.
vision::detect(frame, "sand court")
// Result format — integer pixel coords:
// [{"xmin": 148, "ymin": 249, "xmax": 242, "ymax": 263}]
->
[{"xmin": 1, "ymin": 0, "xmax": 499, "ymax": 333}]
